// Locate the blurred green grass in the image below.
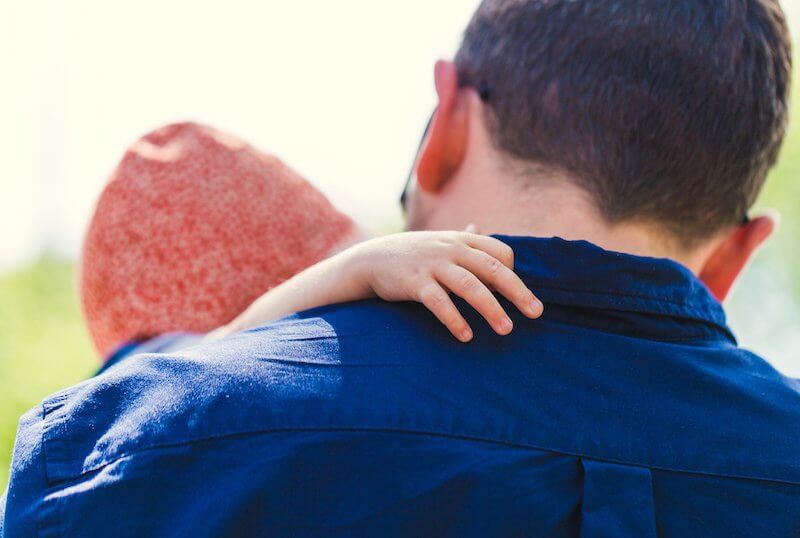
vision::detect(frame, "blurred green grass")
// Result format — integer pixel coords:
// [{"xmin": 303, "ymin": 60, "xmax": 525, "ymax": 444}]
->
[{"xmin": 0, "ymin": 259, "xmax": 96, "ymax": 488}]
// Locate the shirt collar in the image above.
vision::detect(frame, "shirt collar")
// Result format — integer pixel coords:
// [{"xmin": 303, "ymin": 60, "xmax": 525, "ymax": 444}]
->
[{"xmin": 494, "ymin": 235, "xmax": 735, "ymax": 344}]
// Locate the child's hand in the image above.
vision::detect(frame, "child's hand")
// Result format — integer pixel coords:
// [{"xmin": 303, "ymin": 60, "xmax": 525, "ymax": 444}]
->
[
  {"xmin": 213, "ymin": 231, "xmax": 543, "ymax": 343},
  {"xmin": 344, "ymin": 231, "xmax": 543, "ymax": 342}
]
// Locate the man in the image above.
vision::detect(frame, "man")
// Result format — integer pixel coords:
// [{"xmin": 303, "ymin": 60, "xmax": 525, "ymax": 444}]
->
[{"xmin": 3, "ymin": 0, "xmax": 798, "ymax": 536}]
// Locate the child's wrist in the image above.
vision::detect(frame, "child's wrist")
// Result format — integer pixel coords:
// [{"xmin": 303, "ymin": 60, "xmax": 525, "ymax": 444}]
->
[{"xmin": 334, "ymin": 241, "xmax": 377, "ymax": 299}]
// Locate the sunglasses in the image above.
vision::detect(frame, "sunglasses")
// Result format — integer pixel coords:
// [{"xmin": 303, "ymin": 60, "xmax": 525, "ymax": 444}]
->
[
  {"xmin": 399, "ymin": 112, "xmax": 434, "ymax": 212},
  {"xmin": 399, "ymin": 81, "xmax": 492, "ymax": 212}
]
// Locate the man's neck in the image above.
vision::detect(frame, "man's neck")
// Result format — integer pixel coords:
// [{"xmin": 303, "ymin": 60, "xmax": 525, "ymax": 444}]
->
[
  {"xmin": 457, "ymin": 177, "xmax": 712, "ymax": 273},
  {"xmin": 411, "ymin": 113, "xmax": 716, "ymax": 273}
]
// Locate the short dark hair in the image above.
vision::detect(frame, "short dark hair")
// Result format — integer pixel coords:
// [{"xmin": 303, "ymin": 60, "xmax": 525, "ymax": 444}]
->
[{"xmin": 455, "ymin": 0, "xmax": 791, "ymax": 245}]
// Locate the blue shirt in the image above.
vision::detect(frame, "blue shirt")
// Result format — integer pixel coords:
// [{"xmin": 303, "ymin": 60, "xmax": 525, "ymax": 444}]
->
[{"xmin": 3, "ymin": 236, "xmax": 800, "ymax": 537}]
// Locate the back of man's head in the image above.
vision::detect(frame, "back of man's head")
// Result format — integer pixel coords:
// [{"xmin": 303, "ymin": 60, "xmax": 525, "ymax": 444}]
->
[{"xmin": 455, "ymin": 0, "xmax": 791, "ymax": 247}]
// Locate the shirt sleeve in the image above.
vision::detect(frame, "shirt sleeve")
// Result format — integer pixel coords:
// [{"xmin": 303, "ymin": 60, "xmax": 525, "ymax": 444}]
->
[
  {"xmin": 0, "ymin": 488, "xmax": 7, "ymax": 536},
  {"xmin": 2, "ymin": 405, "xmax": 50, "ymax": 537}
]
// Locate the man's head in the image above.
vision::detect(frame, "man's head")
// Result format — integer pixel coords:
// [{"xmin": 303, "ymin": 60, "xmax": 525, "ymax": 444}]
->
[{"xmin": 404, "ymin": 0, "xmax": 791, "ymax": 300}]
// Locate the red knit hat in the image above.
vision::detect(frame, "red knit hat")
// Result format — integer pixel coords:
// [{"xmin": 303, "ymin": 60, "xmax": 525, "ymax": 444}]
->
[{"xmin": 80, "ymin": 122, "xmax": 358, "ymax": 358}]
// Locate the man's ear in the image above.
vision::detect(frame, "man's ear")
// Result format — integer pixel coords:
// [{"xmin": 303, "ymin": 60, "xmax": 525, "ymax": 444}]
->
[
  {"xmin": 698, "ymin": 214, "xmax": 776, "ymax": 301},
  {"xmin": 416, "ymin": 60, "xmax": 470, "ymax": 194}
]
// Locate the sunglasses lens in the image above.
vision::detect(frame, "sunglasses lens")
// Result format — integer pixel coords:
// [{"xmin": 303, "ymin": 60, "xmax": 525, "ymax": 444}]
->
[{"xmin": 400, "ymin": 112, "xmax": 435, "ymax": 212}]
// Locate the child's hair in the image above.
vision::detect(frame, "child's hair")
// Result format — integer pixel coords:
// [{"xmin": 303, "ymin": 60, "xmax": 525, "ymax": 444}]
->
[{"xmin": 80, "ymin": 122, "xmax": 358, "ymax": 358}]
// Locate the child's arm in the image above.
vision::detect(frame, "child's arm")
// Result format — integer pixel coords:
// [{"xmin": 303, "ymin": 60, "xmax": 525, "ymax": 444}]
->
[{"xmin": 211, "ymin": 231, "xmax": 543, "ymax": 343}]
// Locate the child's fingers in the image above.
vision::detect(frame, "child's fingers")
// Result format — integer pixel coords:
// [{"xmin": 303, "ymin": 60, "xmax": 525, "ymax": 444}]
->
[
  {"xmin": 462, "ymin": 234, "xmax": 515, "ymax": 269},
  {"xmin": 458, "ymin": 248, "xmax": 543, "ymax": 319},
  {"xmin": 418, "ymin": 283, "xmax": 474, "ymax": 343},
  {"xmin": 436, "ymin": 265, "xmax": 514, "ymax": 335}
]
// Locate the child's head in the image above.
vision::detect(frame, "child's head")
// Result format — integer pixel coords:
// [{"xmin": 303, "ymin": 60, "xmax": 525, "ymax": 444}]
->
[{"xmin": 80, "ymin": 122, "xmax": 359, "ymax": 358}]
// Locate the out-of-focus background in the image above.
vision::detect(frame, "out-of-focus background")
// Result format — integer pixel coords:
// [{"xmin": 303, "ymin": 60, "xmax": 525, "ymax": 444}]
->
[{"xmin": 2, "ymin": 0, "xmax": 799, "ymax": 488}]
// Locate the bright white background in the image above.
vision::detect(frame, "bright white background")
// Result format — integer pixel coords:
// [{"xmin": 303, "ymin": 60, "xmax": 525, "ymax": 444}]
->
[
  {"xmin": 3, "ymin": 0, "xmax": 800, "ymax": 373},
  {"xmin": 1, "ymin": 0, "xmax": 483, "ymax": 268}
]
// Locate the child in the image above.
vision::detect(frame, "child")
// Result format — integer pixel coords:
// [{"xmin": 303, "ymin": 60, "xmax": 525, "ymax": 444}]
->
[{"xmin": 80, "ymin": 122, "xmax": 543, "ymax": 364}]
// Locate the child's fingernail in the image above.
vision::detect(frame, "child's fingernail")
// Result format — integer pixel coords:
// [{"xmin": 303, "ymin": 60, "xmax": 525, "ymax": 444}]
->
[
  {"xmin": 499, "ymin": 317, "xmax": 513, "ymax": 334},
  {"xmin": 530, "ymin": 298, "xmax": 544, "ymax": 316},
  {"xmin": 460, "ymin": 328, "xmax": 473, "ymax": 342}
]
